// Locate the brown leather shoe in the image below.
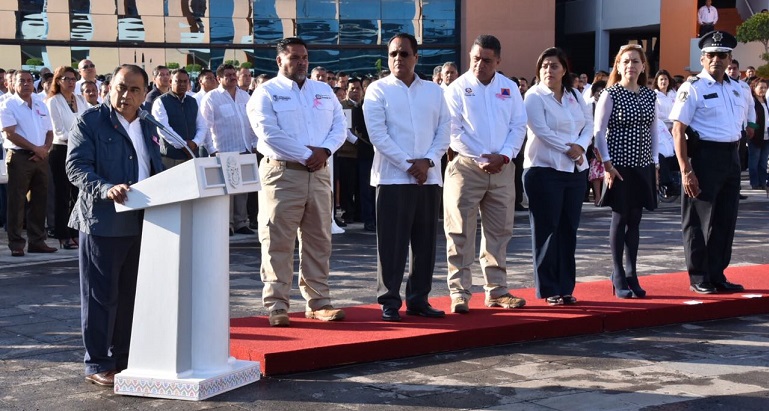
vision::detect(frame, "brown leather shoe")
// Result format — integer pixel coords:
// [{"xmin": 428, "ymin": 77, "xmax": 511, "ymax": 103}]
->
[
  {"xmin": 11, "ymin": 249, "xmax": 24, "ymax": 257},
  {"xmin": 305, "ymin": 305, "xmax": 345, "ymax": 321},
  {"xmin": 28, "ymin": 243, "xmax": 57, "ymax": 253},
  {"xmin": 85, "ymin": 370, "xmax": 116, "ymax": 387}
]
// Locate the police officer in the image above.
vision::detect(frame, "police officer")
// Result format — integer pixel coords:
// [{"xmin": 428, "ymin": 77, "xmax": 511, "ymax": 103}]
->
[{"xmin": 669, "ymin": 31, "xmax": 745, "ymax": 294}]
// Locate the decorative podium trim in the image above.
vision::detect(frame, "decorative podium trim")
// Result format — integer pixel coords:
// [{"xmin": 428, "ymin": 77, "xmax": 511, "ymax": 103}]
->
[{"xmin": 114, "ymin": 360, "xmax": 261, "ymax": 401}]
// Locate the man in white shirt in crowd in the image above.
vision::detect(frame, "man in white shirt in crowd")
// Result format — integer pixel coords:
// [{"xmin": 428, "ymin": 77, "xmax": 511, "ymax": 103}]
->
[
  {"xmin": 151, "ymin": 69, "xmax": 207, "ymax": 168},
  {"xmin": 364, "ymin": 33, "xmax": 450, "ymax": 322},
  {"xmin": 237, "ymin": 67, "xmax": 252, "ymax": 93},
  {"xmin": 248, "ymin": 37, "xmax": 347, "ymax": 327},
  {"xmin": 443, "ymin": 34, "xmax": 527, "ymax": 314},
  {"xmin": 75, "ymin": 59, "xmax": 101, "ymax": 97},
  {"xmin": 0, "ymin": 70, "xmax": 56, "ymax": 256},
  {"xmin": 698, "ymin": 0, "xmax": 718, "ymax": 37},
  {"xmin": 440, "ymin": 62, "xmax": 459, "ymax": 89},
  {"xmin": 726, "ymin": 59, "xmax": 756, "ymax": 193},
  {"xmin": 0, "ymin": 68, "xmax": 7, "ymax": 95},
  {"xmin": 311, "ymin": 66, "xmax": 328, "ymax": 83},
  {"xmin": 200, "ymin": 63, "xmax": 258, "ymax": 235}
]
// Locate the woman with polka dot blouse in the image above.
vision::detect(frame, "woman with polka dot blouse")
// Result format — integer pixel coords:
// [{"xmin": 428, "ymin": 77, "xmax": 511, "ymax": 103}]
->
[{"xmin": 594, "ymin": 44, "xmax": 659, "ymax": 299}]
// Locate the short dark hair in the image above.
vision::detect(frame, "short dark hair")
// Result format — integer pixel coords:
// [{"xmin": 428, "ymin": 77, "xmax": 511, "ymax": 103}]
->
[
  {"xmin": 337, "ymin": 71, "xmax": 347, "ymax": 77},
  {"xmin": 198, "ymin": 68, "xmax": 214, "ymax": 81},
  {"xmin": 170, "ymin": 68, "xmax": 189, "ymax": 77},
  {"xmin": 152, "ymin": 65, "xmax": 168, "ymax": 77},
  {"xmin": 347, "ymin": 77, "xmax": 362, "ymax": 88},
  {"xmin": 534, "ymin": 47, "xmax": 572, "ymax": 92},
  {"xmin": 276, "ymin": 37, "xmax": 307, "ymax": 55},
  {"xmin": 112, "ymin": 64, "xmax": 149, "ymax": 89},
  {"xmin": 591, "ymin": 80, "xmax": 607, "ymax": 94},
  {"xmin": 731, "ymin": 59, "xmax": 740, "ymax": 67},
  {"xmin": 80, "ymin": 79, "xmax": 96, "ymax": 94},
  {"xmin": 473, "ymin": 34, "xmax": 502, "ymax": 57},
  {"xmin": 387, "ymin": 33, "xmax": 418, "ymax": 55},
  {"xmin": 216, "ymin": 63, "xmax": 236, "ymax": 78}
]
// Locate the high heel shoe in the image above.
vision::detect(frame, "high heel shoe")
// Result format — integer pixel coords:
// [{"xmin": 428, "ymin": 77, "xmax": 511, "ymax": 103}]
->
[
  {"xmin": 59, "ymin": 240, "xmax": 78, "ymax": 250},
  {"xmin": 611, "ymin": 272, "xmax": 632, "ymax": 299},
  {"xmin": 626, "ymin": 275, "xmax": 646, "ymax": 298}
]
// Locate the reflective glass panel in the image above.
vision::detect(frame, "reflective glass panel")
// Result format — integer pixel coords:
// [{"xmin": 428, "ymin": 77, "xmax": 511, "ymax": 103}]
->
[
  {"xmin": 253, "ymin": 18, "xmax": 285, "ymax": 45},
  {"xmin": 210, "ymin": 17, "xmax": 235, "ymax": 44},
  {"xmin": 339, "ymin": 0, "xmax": 379, "ymax": 19},
  {"xmin": 381, "ymin": 0, "xmax": 419, "ymax": 20},
  {"xmin": 422, "ymin": 19, "xmax": 456, "ymax": 44},
  {"xmin": 414, "ymin": 48, "xmax": 458, "ymax": 75},
  {"xmin": 422, "ymin": 0, "xmax": 455, "ymax": 20},
  {"xmin": 253, "ymin": 0, "xmax": 279, "ymax": 19},
  {"xmin": 380, "ymin": 20, "xmax": 413, "ymax": 41},
  {"xmin": 297, "ymin": 0, "xmax": 336, "ymax": 19},
  {"xmin": 296, "ymin": 19, "xmax": 339, "ymax": 45},
  {"xmin": 339, "ymin": 19, "xmax": 378, "ymax": 45}
]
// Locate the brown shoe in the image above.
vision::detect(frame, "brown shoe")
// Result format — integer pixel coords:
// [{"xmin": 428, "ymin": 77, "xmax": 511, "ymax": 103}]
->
[
  {"xmin": 85, "ymin": 370, "xmax": 116, "ymax": 387},
  {"xmin": 305, "ymin": 305, "xmax": 345, "ymax": 321},
  {"xmin": 451, "ymin": 297, "xmax": 470, "ymax": 314},
  {"xmin": 268, "ymin": 309, "xmax": 290, "ymax": 327},
  {"xmin": 486, "ymin": 293, "xmax": 526, "ymax": 309},
  {"xmin": 11, "ymin": 249, "xmax": 24, "ymax": 257},
  {"xmin": 28, "ymin": 243, "xmax": 57, "ymax": 253}
]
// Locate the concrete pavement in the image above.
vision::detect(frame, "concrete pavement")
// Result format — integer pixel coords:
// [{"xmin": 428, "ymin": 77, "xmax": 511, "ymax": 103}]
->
[{"xmin": 1, "ymin": 187, "xmax": 768, "ymax": 410}]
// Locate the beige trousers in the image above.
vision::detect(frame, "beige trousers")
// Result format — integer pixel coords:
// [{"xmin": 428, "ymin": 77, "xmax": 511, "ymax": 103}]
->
[
  {"xmin": 258, "ymin": 160, "xmax": 333, "ymax": 311},
  {"xmin": 444, "ymin": 155, "xmax": 516, "ymax": 300}
]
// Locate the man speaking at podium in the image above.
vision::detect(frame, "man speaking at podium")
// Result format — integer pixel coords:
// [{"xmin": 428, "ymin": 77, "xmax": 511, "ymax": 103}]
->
[{"xmin": 66, "ymin": 64, "xmax": 164, "ymax": 387}]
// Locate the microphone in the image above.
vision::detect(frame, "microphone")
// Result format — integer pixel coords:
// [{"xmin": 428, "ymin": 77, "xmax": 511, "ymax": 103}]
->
[{"xmin": 138, "ymin": 110, "xmax": 196, "ymax": 159}]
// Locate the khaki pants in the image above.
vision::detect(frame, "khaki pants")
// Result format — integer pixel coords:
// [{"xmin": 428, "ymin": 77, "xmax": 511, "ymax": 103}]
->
[
  {"xmin": 6, "ymin": 150, "xmax": 49, "ymax": 251},
  {"xmin": 258, "ymin": 160, "xmax": 333, "ymax": 311},
  {"xmin": 444, "ymin": 155, "xmax": 515, "ymax": 300}
]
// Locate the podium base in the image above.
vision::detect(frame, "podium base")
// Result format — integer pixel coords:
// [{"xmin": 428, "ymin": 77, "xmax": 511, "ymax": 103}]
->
[{"xmin": 114, "ymin": 360, "xmax": 261, "ymax": 401}]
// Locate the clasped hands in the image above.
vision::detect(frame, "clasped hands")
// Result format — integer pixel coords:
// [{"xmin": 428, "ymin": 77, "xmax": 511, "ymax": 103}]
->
[
  {"xmin": 565, "ymin": 143, "xmax": 584, "ymax": 167},
  {"xmin": 306, "ymin": 146, "xmax": 329, "ymax": 172}
]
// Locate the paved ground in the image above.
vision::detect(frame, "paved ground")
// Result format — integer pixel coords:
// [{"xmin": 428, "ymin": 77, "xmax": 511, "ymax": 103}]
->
[{"xmin": 1, "ymin": 186, "xmax": 768, "ymax": 410}]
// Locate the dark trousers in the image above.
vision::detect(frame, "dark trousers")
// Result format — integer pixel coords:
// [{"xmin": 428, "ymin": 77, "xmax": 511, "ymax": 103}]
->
[
  {"xmin": 683, "ymin": 141, "xmax": 741, "ymax": 285},
  {"xmin": 375, "ymin": 184, "xmax": 440, "ymax": 310},
  {"xmin": 699, "ymin": 23, "xmax": 715, "ymax": 37},
  {"xmin": 49, "ymin": 144, "xmax": 78, "ymax": 240},
  {"xmin": 358, "ymin": 156, "xmax": 375, "ymax": 225},
  {"xmin": 6, "ymin": 150, "xmax": 48, "ymax": 250},
  {"xmin": 524, "ymin": 167, "xmax": 585, "ymax": 298},
  {"xmin": 514, "ymin": 142, "xmax": 525, "ymax": 206},
  {"xmin": 247, "ymin": 152, "xmax": 264, "ymax": 226},
  {"xmin": 79, "ymin": 231, "xmax": 142, "ymax": 375},
  {"xmin": 337, "ymin": 156, "xmax": 358, "ymax": 220},
  {"xmin": 0, "ymin": 142, "xmax": 6, "ymax": 228}
]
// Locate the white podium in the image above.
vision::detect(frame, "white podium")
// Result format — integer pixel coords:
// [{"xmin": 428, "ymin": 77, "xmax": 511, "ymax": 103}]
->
[{"xmin": 112, "ymin": 153, "xmax": 262, "ymax": 401}]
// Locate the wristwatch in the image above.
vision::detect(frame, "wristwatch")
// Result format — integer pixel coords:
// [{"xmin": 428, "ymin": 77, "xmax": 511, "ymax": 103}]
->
[
  {"xmin": 425, "ymin": 158, "xmax": 435, "ymax": 167},
  {"xmin": 323, "ymin": 148, "xmax": 332, "ymax": 156}
]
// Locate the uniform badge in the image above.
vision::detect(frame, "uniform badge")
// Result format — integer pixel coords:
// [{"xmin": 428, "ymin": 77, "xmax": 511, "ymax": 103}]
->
[
  {"xmin": 732, "ymin": 90, "xmax": 741, "ymax": 98},
  {"xmin": 712, "ymin": 31, "xmax": 723, "ymax": 43},
  {"xmin": 677, "ymin": 91, "xmax": 688, "ymax": 102},
  {"xmin": 501, "ymin": 88, "xmax": 510, "ymax": 96},
  {"xmin": 464, "ymin": 87, "xmax": 474, "ymax": 96}
]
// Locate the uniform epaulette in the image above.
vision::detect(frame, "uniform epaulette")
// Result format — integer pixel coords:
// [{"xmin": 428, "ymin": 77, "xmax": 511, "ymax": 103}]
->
[{"xmin": 687, "ymin": 77, "xmax": 700, "ymax": 84}]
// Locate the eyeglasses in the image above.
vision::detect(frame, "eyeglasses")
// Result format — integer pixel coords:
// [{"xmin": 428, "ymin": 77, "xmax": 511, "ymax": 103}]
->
[
  {"xmin": 388, "ymin": 51, "xmax": 411, "ymax": 58},
  {"xmin": 80, "ymin": 64, "xmax": 95, "ymax": 70},
  {"xmin": 60, "ymin": 77, "xmax": 76, "ymax": 82},
  {"xmin": 704, "ymin": 52, "xmax": 729, "ymax": 59}
]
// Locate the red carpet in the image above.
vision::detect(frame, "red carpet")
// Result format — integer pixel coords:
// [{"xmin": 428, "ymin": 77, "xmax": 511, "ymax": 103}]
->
[{"xmin": 230, "ymin": 265, "xmax": 769, "ymax": 376}]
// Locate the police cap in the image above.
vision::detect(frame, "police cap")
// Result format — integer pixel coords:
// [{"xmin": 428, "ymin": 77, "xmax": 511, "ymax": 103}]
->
[{"xmin": 698, "ymin": 31, "xmax": 738, "ymax": 53}]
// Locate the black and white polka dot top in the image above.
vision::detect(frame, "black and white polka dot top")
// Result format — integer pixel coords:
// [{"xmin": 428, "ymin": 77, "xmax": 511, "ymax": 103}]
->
[{"xmin": 605, "ymin": 84, "xmax": 655, "ymax": 167}]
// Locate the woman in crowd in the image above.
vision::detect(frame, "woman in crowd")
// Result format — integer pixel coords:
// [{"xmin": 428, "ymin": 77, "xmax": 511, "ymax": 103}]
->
[
  {"xmin": 748, "ymin": 77, "xmax": 769, "ymax": 189},
  {"xmin": 594, "ymin": 44, "xmax": 659, "ymax": 299},
  {"xmin": 80, "ymin": 80, "xmax": 100, "ymax": 107},
  {"xmin": 653, "ymin": 70, "xmax": 678, "ymax": 196},
  {"xmin": 45, "ymin": 66, "xmax": 88, "ymax": 249},
  {"xmin": 587, "ymin": 80, "xmax": 607, "ymax": 205},
  {"xmin": 523, "ymin": 47, "xmax": 593, "ymax": 306}
]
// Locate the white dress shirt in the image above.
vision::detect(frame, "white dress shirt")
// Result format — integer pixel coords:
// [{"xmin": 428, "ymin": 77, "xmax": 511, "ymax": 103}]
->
[
  {"xmin": 444, "ymin": 71, "xmax": 527, "ymax": 162},
  {"xmin": 669, "ymin": 70, "xmax": 744, "ymax": 142},
  {"xmin": 150, "ymin": 92, "xmax": 208, "ymax": 149},
  {"xmin": 247, "ymin": 74, "xmax": 346, "ymax": 163},
  {"xmin": 200, "ymin": 85, "xmax": 256, "ymax": 154},
  {"xmin": 698, "ymin": 5, "xmax": 718, "ymax": 25},
  {"xmin": 523, "ymin": 83, "xmax": 593, "ymax": 172},
  {"xmin": 45, "ymin": 93, "xmax": 88, "ymax": 145},
  {"xmin": 0, "ymin": 93, "xmax": 52, "ymax": 148},
  {"xmin": 363, "ymin": 74, "xmax": 450, "ymax": 186},
  {"xmin": 115, "ymin": 112, "xmax": 150, "ymax": 182}
]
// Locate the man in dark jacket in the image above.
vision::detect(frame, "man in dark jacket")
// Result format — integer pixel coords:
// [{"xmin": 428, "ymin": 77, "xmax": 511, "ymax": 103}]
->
[{"xmin": 66, "ymin": 64, "xmax": 164, "ymax": 387}]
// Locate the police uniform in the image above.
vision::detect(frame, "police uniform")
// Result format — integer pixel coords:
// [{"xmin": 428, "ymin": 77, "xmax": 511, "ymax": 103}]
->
[{"xmin": 668, "ymin": 31, "xmax": 745, "ymax": 294}]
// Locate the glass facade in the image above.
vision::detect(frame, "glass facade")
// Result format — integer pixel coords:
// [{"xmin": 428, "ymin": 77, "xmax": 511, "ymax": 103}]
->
[{"xmin": 0, "ymin": 0, "xmax": 459, "ymax": 77}]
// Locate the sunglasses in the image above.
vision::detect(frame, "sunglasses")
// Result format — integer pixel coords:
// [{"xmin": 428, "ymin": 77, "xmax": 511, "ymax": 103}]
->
[
  {"xmin": 388, "ymin": 51, "xmax": 411, "ymax": 58},
  {"xmin": 619, "ymin": 44, "xmax": 643, "ymax": 51},
  {"xmin": 80, "ymin": 64, "xmax": 95, "ymax": 69},
  {"xmin": 704, "ymin": 52, "xmax": 729, "ymax": 59}
]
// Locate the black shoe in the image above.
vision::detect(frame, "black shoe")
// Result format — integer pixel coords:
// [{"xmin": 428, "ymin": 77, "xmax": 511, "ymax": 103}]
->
[
  {"xmin": 364, "ymin": 222, "xmax": 376, "ymax": 232},
  {"xmin": 229, "ymin": 228, "xmax": 234, "ymax": 237},
  {"xmin": 234, "ymin": 226, "xmax": 255, "ymax": 235},
  {"xmin": 381, "ymin": 307, "xmax": 401, "ymax": 322},
  {"xmin": 690, "ymin": 282, "xmax": 717, "ymax": 294},
  {"xmin": 713, "ymin": 281, "xmax": 744, "ymax": 293},
  {"xmin": 248, "ymin": 222, "xmax": 259, "ymax": 230},
  {"xmin": 405, "ymin": 305, "xmax": 445, "ymax": 318},
  {"xmin": 334, "ymin": 217, "xmax": 347, "ymax": 227},
  {"xmin": 514, "ymin": 204, "xmax": 528, "ymax": 212},
  {"xmin": 739, "ymin": 194, "xmax": 748, "ymax": 200}
]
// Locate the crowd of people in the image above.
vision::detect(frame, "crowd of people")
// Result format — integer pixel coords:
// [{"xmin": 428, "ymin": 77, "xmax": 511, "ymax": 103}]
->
[{"xmin": 0, "ymin": 30, "xmax": 758, "ymax": 387}]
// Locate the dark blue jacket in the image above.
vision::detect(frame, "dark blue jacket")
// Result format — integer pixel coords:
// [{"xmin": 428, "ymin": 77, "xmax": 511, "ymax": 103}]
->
[{"xmin": 66, "ymin": 102, "xmax": 164, "ymax": 236}]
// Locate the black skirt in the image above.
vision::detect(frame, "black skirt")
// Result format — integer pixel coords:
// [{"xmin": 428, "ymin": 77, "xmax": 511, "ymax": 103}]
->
[{"xmin": 597, "ymin": 164, "xmax": 657, "ymax": 213}]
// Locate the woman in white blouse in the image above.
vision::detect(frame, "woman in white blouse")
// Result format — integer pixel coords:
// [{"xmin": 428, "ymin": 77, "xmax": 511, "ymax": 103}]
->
[
  {"xmin": 523, "ymin": 47, "xmax": 593, "ymax": 306},
  {"xmin": 45, "ymin": 66, "xmax": 88, "ymax": 249},
  {"xmin": 653, "ymin": 70, "xmax": 678, "ymax": 196},
  {"xmin": 748, "ymin": 78, "xmax": 769, "ymax": 189}
]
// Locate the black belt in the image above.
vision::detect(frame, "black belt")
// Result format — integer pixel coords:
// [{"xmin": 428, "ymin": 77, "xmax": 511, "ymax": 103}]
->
[
  {"xmin": 9, "ymin": 148, "xmax": 34, "ymax": 155},
  {"xmin": 699, "ymin": 140, "xmax": 739, "ymax": 150},
  {"xmin": 265, "ymin": 158, "xmax": 310, "ymax": 171}
]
